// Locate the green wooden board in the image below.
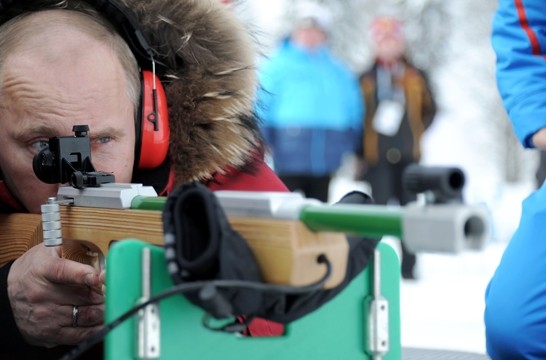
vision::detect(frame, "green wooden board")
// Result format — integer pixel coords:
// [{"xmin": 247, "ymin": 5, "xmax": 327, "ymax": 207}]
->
[{"xmin": 105, "ymin": 239, "xmax": 401, "ymax": 359}]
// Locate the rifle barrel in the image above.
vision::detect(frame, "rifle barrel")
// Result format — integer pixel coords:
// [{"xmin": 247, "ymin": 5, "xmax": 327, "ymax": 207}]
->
[
  {"xmin": 300, "ymin": 204, "xmax": 403, "ymax": 238},
  {"xmin": 131, "ymin": 195, "xmax": 405, "ymax": 239}
]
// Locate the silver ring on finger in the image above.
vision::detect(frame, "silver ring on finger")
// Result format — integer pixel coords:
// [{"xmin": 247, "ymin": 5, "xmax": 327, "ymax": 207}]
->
[{"xmin": 72, "ymin": 305, "xmax": 79, "ymax": 328}]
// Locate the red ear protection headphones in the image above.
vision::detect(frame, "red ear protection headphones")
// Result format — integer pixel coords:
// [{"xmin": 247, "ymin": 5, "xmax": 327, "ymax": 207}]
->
[
  {"xmin": 137, "ymin": 69, "xmax": 170, "ymax": 169},
  {"xmin": 0, "ymin": 0, "xmax": 170, "ymax": 170}
]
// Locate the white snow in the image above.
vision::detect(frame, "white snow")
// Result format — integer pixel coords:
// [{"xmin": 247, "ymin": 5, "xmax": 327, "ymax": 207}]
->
[
  {"xmin": 236, "ymin": 0, "xmax": 538, "ymax": 354},
  {"xmin": 329, "ymin": 115, "xmax": 533, "ymax": 355}
]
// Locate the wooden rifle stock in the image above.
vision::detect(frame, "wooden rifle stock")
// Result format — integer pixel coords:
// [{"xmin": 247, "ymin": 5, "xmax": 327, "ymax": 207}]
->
[{"xmin": 0, "ymin": 206, "xmax": 348, "ymax": 288}]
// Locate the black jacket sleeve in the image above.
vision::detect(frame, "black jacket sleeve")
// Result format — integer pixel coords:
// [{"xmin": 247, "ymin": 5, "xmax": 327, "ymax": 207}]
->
[{"xmin": 0, "ymin": 261, "xmax": 28, "ymax": 351}]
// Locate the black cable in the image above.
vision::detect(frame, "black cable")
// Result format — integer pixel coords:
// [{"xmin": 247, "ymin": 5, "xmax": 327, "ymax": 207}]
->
[{"xmin": 59, "ymin": 254, "xmax": 331, "ymax": 360}]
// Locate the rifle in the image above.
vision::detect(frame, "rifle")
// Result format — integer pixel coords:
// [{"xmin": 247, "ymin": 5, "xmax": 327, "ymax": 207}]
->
[
  {"xmin": 0, "ymin": 127, "xmax": 489, "ymax": 289},
  {"xmin": 0, "ymin": 184, "xmax": 488, "ymax": 289}
]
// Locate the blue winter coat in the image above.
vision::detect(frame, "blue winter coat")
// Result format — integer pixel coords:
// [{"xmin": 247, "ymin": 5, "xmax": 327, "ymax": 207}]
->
[
  {"xmin": 486, "ymin": 1, "xmax": 546, "ymax": 358},
  {"xmin": 485, "ymin": 186, "xmax": 546, "ymax": 359},
  {"xmin": 492, "ymin": 0, "xmax": 546, "ymax": 147},
  {"xmin": 257, "ymin": 39, "xmax": 364, "ymax": 176}
]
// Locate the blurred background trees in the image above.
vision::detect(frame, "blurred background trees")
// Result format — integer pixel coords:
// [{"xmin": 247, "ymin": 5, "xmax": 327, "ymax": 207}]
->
[{"xmin": 232, "ymin": 0, "xmax": 538, "ymax": 202}]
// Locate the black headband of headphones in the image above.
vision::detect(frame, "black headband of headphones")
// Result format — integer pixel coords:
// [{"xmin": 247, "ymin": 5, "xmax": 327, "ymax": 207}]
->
[{"xmin": 0, "ymin": 0, "xmax": 162, "ymax": 72}]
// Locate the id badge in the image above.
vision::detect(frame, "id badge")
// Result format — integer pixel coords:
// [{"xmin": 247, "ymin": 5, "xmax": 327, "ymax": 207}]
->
[{"xmin": 372, "ymin": 100, "xmax": 404, "ymax": 136}]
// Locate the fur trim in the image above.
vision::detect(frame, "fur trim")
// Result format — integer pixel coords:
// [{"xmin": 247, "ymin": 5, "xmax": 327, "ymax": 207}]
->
[
  {"xmin": 120, "ymin": 0, "xmax": 261, "ymax": 185},
  {"xmin": 0, "ymin": 0, "xmax": 262, "ymax": 186}
]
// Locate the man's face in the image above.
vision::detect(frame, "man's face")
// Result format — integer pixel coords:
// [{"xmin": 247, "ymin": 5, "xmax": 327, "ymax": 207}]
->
[
  {"xmin": 374, "ymin": 35, "xmax": 405, "ymax": 63},
  {"xmin": 292, "ymin": 26, "xmax": 327, "ymax": 51},
  {"xmin": 0, "ymin": 19, "xmax": 135, "ymax": 213},
  {"xmin": 371, "ymin": 17, "xmax": 406, "ymax": 63}
]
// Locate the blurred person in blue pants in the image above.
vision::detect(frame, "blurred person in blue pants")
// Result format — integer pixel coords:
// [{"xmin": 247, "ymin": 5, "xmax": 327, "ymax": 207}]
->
[{"xmin": 257, "ymin": 4, "xmax": 364, "ymax": 203}]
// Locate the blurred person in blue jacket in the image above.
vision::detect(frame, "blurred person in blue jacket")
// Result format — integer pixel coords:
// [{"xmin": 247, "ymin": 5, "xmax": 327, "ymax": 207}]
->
[
  {"xmin": 257, "ymin": 4, "xmax": 364, "ymax": 202},
  {"xmin": 485, "ymin": 1, "xmax": 546, "ymax": 358}
]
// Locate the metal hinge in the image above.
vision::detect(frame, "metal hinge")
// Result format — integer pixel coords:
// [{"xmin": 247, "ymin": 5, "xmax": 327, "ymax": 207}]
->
[
  {"xmin": 367, "ymin": 249, "xmax": 389, "ymax": 359},
  {"xmin": 136, "ymin": 247, "xmax": 161, "ymax": 359}
]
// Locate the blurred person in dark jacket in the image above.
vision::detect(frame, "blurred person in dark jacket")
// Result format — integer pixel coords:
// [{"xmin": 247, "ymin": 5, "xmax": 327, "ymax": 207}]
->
[{"xmin": 358, "ymin": 15, "xmax": 437, "ymax": 279}]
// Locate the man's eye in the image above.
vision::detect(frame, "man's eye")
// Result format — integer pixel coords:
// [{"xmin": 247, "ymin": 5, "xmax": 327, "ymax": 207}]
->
[
  {"xmin": 94, "ymin": 136, "xmax": 112, "ymax": 144},
  {"xmin": 30, "ymin": 140, "xmax": 49, "ymax": 153}
]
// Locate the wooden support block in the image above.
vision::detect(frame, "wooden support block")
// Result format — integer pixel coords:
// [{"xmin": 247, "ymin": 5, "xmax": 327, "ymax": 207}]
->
[{"xmin": 229, "ymin": 217, "xmax": 347, "ymax": 288}]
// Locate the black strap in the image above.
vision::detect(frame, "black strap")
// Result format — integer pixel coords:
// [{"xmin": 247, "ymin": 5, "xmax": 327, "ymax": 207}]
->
[{"xmin": 0, "ymin": 261, "xmax": 27, "ymax": 351}]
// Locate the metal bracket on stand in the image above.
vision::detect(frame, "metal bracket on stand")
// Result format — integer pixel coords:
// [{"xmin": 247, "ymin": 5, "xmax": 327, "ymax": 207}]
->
[
  {"xmin": 136, "ymin": 247, "xmax": 161, "ymax": 359},
  {"xmin": 366, "ymin": 249, "xmax": 389, "ymax": 359}
]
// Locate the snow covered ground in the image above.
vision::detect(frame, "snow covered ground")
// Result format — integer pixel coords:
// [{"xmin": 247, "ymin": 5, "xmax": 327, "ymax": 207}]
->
[
  {"xmin": 329, "ymin": 178, "xmax": 527, "ymax": 356},
  {"xmin": 398, "ymin": 240, "xmax": 506, "ymax": 354},
  {"xmin": 401, "ymin": 111, "xmax": 534, "ymax": 354},
  {"xmin": 394, "ymin": 181, "xmax": 531, "ymax": 355},
  {"xmin": 239, "ymin": 1, "xmax": 538, "ymax": 355},
  {"xmin": 330, "ymin": 175, "xmax": 516, "ymax": 356},
  {"xmin": 329, "ymin": 112, "xmax": 536, "ymax": 356}
]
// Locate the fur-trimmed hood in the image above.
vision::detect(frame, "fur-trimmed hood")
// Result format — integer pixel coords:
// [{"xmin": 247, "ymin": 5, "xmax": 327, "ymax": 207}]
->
[
  {"xmin": 0, "ymin": 0, "xmax": 262, "ymax": 186},
  {"xmin": 124, "ymin": 0, "xmax": 261, "ymax": 185}
]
